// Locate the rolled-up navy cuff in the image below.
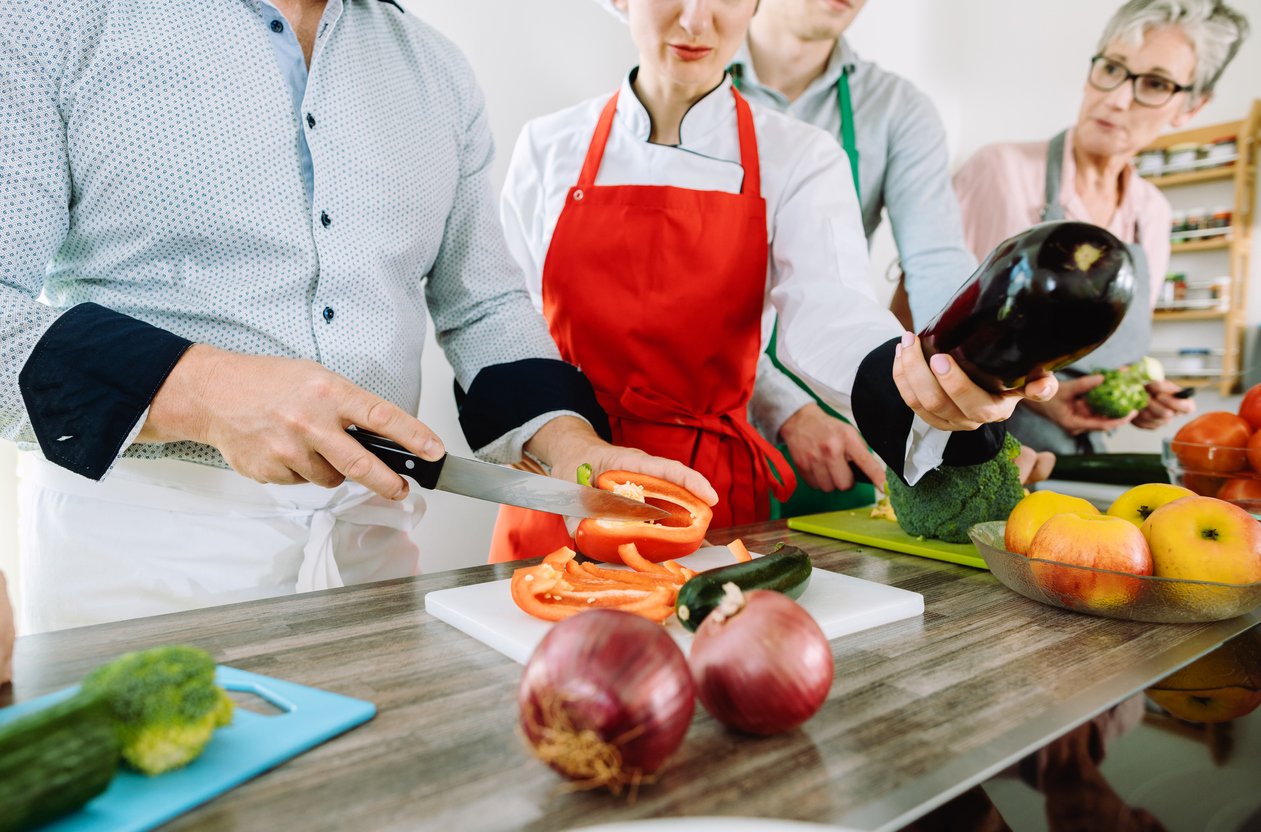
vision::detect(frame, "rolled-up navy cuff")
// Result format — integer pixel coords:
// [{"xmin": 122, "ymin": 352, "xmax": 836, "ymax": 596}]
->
[
  {"xmin": 18, "ymin": 303, "xmax": 193, "ymax": 480},
  {"xmin": 456, "ymin": 358, "xmax": 611, "ymax": 451},
  {"xmin": 852, "ymin": 337, "xmax": 1006, "ymax": 483},
  {"xmin": 852, "ymin": 338, "xmax": 915, "ymax": 483}
]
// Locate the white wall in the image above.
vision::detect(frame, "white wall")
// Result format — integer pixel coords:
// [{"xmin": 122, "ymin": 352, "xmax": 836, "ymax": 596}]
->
[{"xmin": 3, "ymin": 1, "xmax": 1259, "ymax": 590}]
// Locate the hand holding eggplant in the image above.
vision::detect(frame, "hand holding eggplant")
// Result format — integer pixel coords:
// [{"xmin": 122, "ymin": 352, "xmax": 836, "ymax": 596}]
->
[{"xmin": 893, "ymin": 332, "xmax": 1058, "ymax": 432}]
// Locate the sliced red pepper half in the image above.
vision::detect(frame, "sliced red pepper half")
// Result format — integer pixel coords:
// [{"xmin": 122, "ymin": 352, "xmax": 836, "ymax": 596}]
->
[{"xmin": 574, "ymin": 470, "xmax": 713, "ymax": 564}]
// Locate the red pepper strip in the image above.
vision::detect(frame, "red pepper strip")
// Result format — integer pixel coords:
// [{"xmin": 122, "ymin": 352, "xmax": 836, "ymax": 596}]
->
[
  {"xmin": 578, "ymin": 562, "xmax": 682, "ymax": 588},
  {"xmin": 727, "ymin": 539, "xmax": 752, "ymax": 563},
  {"xmin": 510, "ymin": 570, "xmax": 585, "ymax": 621},
  {"xmin": 543, "ymin": 546, "xmax": 577, "ymax": 568},
  {"xmin": 615, "ymin": 586, "xmax": 675, "ymax": 613},
  {"xmin": 552, "ymin": 588, "xmax": 656, "ymax": 607},
  {"xmin": 617, "ymin": 543, "xmax": 675, "ymax": 576},
  {"xmin": 574, "ymin": 470, "xmax": 713, "ymax": 563},
  {"xmin": 660, "ymin": 560, "xmax": 685, "ymax": 579}
]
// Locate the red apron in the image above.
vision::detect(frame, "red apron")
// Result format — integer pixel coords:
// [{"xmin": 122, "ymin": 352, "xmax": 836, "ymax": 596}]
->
[{"xmin": 488, "ymin": 88, "xmax": 794, "ymax": 563}]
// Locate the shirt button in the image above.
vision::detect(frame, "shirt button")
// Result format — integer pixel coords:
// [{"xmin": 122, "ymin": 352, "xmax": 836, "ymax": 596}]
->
[
  {"xmin": 306, "ymin": 113, "xmax": 316, "ymax": 129},
  {"xmin": 320, "ymin": 211, "xmax": 331, "ymax": 228},
  {"xmin": 270, "ymin": 19, "xmax": 284, "ymax": 33},
  {"xmin": 322, "ymin": 306, "xmax": 335, "ymax": 323}
]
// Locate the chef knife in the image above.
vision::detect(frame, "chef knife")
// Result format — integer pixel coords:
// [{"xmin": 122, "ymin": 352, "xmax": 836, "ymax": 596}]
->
[{"xmin": 345, "ymin": 426, "xmax": 669, "ymax": 521}]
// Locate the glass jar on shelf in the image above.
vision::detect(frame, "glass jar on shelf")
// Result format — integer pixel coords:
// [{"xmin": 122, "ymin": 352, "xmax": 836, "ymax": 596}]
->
[
  {"xmin": 1205, "ymin": 136, "xmax": 1238, "ymax": 166},
  {"xmin": 1164, "ymin": 142, "xmax": 1200, "ymax": 172}
]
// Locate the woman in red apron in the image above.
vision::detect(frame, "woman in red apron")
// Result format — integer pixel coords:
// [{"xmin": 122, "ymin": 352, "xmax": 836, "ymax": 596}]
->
[{"xmin": 490, "ymin": 0, "xmax": 1057, "ymax": 561}]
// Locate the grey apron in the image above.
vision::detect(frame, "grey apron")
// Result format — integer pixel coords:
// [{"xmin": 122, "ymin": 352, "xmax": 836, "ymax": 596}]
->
[{"xmin": 1006, "ymin": 130, "xmax": 1153, "ymax": 454}]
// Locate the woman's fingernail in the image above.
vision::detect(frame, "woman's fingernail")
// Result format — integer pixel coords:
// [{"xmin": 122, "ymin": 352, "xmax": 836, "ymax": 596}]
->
[
  {"xmin": 930, "ymin": 353, "xmax": 950, "ymax": 376},
  {"xmin": 422, "ymin": 439, "xmax": 444, "ymax": 460},
  {"xmin": 894, "ymin": 342, "xmax": 903, "ymax": 358},
  {"xmin": 900, "ymin": 331, "xmax": 914, "ymax": 348}
]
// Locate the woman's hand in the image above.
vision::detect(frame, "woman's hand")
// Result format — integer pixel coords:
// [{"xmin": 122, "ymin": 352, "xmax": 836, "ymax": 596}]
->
[
  {"xmin": 779, "ymin": 403, "xmax": 886, "ymax": 493},
  {"xmin": 892, "ymin": 333, "xmax": 1058, "ymax": 431},
  {"xmin": 140, "ymin": 345, "xmax": 446, "ymax": 500},
  {"xmin": 524, "ymin": 416, "xmax": 718, "ymax": 506},
  {"xmin": 1133, "ymin": 380, "xmax": 1197, "ymax": 430},
  {"xmin": 1022, "ymin": 374, "xmax": 1137, "ymax": 436},
  {"xmin": 1014, "ymin": 445, "xmax": 1057, "ymax": 485}
]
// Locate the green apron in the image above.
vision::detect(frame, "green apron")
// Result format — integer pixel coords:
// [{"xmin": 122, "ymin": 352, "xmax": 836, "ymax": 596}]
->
[{"xmin": 733, "ymin": 66, "xmax": 876, "ymax": 517}]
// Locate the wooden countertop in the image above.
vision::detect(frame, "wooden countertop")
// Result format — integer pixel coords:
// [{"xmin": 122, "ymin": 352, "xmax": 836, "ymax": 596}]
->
[{"xmin": 9, "ymin": 521, "xmax": 1258, "ymax": 832}]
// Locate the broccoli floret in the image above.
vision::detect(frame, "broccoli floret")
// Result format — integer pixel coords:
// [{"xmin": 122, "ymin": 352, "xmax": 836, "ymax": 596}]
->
[
  {"xmin": 81, "ymin": 645, "xmax": 234, "ymax": 776},
  {"xmin": 885, "ymin": 433, "xmax": 1025, "ymax": 543},
  {"xmin": 1084, "ymin": 357, "xmax": 1162, "ymax": 418}
]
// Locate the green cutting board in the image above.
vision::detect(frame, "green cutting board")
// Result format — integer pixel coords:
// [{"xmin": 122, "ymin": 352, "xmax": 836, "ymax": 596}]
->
[{"xmin": 788, "ymin": 507, "xmax": 989, "ymax": 570}]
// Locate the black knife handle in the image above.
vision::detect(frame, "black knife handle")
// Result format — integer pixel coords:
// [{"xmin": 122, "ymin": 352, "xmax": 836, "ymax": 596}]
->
[{"xmin": 345, "ymin": 426, "xmax": 446, "ymax": 489}]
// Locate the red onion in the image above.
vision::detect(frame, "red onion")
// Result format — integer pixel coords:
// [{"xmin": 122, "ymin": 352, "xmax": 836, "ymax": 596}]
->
[
  {"xmin": 690, "ymin": 587, "xmax": 833, "ymax": 735},
  {"xmin": 518, "ymin": 609, "xmax": 695, "ymax": 793}
]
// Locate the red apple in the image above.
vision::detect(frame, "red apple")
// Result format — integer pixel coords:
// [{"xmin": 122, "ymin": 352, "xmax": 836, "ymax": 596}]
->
[
  {"xmin": 1141, "ymin": 496, "xmax": 1261, "ymax": 585},
  {"xmin": 1004, "ymin": 491, "xmax": 1099, "ymax": 555},
  {"xmin": 1028, "ymin": 514, "xmax": 1154, "ymax": 609}
]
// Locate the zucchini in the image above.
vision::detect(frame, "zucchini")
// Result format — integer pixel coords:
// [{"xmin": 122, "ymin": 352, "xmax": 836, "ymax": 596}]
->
[
  {"xmin": 0, "ymin": 693, "xmax": 120, "ymax": 832},
  {"xmin": 1050, "ymin": 453, "xmax": 1169, "ymax": 486},
  {"xmin": 675, "ymin": 545, "xmax": 812, "ymax": 632}
]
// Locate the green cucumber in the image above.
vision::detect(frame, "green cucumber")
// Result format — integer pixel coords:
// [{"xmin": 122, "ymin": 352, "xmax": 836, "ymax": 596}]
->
[
  {"xmin": 0, "ymin": 692, "xmax": 120, "ymax": 832},
  {"xmin": 1050, "ymin": 453, "xmax": 1169, "ymax": 486},
  {"xmin": 675, "ymin": 545, "xmax": 813, "ymax": 632}
]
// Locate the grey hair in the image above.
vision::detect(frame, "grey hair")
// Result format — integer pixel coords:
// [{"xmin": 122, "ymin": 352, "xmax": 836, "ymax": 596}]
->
[{"xmin": 1097, "ymin": 0, "xmax": 1250, "ymax": 102}]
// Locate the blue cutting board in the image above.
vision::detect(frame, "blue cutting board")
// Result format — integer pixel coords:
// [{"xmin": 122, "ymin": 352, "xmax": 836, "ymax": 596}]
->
[{"xmin": 0, "ymin": 667, "xmax": 376, "ymax": 831}]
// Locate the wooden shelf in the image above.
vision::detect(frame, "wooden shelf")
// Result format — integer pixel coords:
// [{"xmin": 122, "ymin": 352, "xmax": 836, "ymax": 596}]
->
[
  {"xmin": 1143, "ymin": 164, "xmax": 1236, "ymax": 187},
  {"xmin": 1154, "ymin": 308, "xmax": 1228, "ymax": 321},
  {"xmin": 1164, "ymin": 375, "xmax": 1224, "ymax": 388},
  {"xmin": 1141, "ymin": 100, "xmax": 1260, "ymax": 397},
  {"xmin": 1171, "ymin": 236, "xmax": 1232, "ymax": 253}
]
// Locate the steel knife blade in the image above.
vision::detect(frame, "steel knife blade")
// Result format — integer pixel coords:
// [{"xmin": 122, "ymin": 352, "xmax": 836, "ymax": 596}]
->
[{"xmin": 345, "ymin": 426, "xmax": 669, "ymax": 521}]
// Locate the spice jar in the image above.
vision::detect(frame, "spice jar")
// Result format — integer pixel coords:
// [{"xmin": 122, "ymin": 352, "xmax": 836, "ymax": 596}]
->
[
  {"xmin": 1137, "ymin": 150, "xmax": 1165, "ymax": 177},
  {"xmin": 1211, "ymin": 209, "xmax": 1233, "ymax": 233},
  {"xmin": 1170, "ymin": 273, "xmax": 1188, "ymax": 302},
  {"xmin": 1164, "ymin": 142, "xmax": 1199, "ymax": 172},
  {"xmin": 1206, "ymin": 136, "xmax": 1238, "ymax": 165}
]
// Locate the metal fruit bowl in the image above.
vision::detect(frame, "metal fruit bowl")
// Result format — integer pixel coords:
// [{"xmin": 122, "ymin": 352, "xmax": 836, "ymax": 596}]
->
[{"xmin": 969, "ymin": 521, "xmax": 1261, "ymax": 623}]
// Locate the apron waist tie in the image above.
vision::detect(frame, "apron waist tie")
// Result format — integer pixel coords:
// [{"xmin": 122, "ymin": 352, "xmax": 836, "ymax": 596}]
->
[{"xmin": 609, "ymin": 388, "xmax": 797, "ymax": 520}]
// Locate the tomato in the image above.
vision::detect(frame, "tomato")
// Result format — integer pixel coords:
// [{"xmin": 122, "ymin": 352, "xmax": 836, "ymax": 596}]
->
[
  {"xmin": 1218, "ymin": 477, "xmax": 1261, "ymax": 504},
  {"xmin": 574, "ymin": 471, "xmax": 713, "ymax": 564},
  {"xmin": 1172, "ymin": 412, "xmax": 1253, "ymax": 473},
  {"xmin": 1180, "ymin": 472, "xmax": 1223, "ymax": 498},
  {"xmin": 1240, "ymin": 384, "xmax": 1261, "ymax": 431},
  {"xmin": 1250, "ymin": 430, "xmax": 1261, "ymax": 475}
]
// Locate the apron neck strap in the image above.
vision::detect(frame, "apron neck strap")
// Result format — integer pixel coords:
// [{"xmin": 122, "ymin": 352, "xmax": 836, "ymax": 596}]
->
[
  {"xmin": 577, "ymin": 92, "xmax": 620, "ymax": 189},
  {"xmin": 577, "ymin": 87, "xmax": 763, "ymax": 198},
  {"xmin": 836, "ymin": 68, "xmax": 860, "ymax": 203}
]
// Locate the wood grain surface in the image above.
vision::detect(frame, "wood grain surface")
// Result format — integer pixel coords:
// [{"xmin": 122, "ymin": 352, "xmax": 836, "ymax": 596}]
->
[{"xmin": 8, "ymin": 521, "xmax": 1257, "ymax": 832}]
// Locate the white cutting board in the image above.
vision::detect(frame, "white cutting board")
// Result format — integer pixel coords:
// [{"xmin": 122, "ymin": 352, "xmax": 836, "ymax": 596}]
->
[{"xmin": 425, "ymin": 547, "xmax": 924, "ymax": 664}]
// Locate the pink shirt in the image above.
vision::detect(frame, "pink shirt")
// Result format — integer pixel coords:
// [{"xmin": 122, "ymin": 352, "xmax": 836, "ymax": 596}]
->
[{"xmin": 953, "ymin": 129, "xmax": 1170, "ymax": 309}]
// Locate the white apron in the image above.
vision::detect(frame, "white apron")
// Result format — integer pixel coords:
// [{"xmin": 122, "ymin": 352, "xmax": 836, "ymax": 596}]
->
[{"xmin": 17, "ymin": 453, "xmax": 425, "ymax": 633}]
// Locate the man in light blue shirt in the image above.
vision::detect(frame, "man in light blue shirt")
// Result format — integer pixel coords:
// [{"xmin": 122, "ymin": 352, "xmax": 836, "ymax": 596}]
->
[
  {"xmin": 0, "ymin": 0, "xmax": 714, "ymax": 629},
  {"xmin": 732, "ymin": 0, "xmax": 1053, "ymax": 508}
]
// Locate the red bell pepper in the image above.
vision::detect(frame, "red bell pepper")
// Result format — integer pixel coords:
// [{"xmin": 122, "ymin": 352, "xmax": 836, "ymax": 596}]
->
[{"xmin": 574, "ymin": 470, "xmax": 712, "ymax": 564}]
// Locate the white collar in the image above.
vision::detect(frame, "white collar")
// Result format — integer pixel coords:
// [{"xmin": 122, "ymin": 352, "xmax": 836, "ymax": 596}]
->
[{"xmin": 615, "ymin": 69, "xmax": 737, "ymax": 146}]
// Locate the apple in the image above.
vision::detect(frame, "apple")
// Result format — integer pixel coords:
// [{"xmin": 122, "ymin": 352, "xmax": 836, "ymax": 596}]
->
[
  {"xmin": 1147, "ymin": 630, "xmax": 1261, "ymax": 723},
  {"xmin": 1106, "ymin": 483, "xmax": 1196, "ymax": 528},
  {"xmin": 1141, "ymin": 496, "xmax": 1261, "ymax": 585},
  {"xmin": 1028, "ymin": 513, "xmax": 1154, "ymax": 609},
  {"xmin": 1004, "ymin": 491, "xmax": 1099, "ymax": 555}
]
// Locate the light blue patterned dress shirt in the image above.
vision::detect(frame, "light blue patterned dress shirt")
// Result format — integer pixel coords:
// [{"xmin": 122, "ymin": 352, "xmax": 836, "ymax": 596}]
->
[{"xmin": 0, "ymin": 0, "xmax": 593, "ymax": 477}]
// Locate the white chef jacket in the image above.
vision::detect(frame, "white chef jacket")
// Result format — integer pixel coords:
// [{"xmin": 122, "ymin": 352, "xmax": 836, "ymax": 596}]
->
[{"xmin": 500, "ymin": 72, "xmax": 950, "ymax": 480}]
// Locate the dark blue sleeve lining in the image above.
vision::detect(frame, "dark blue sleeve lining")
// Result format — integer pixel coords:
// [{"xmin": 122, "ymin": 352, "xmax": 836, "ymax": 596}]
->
[
  {"xmin": 18, "ymin": 302, "xmax": 193, "ymax": 480},
  {"xmin": 455, "ymin": 358, "xmax": 611, "ymax": 452},
  {"xmin": 852, "ymin": 337, "xmax": 1003, "ymax": 484}
]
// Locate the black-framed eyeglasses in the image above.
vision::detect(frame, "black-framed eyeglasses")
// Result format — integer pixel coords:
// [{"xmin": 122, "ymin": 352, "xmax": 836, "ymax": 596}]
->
[{"xmin": 1088, "ymin": 55, "xmax": 1192, "ymax": 107}]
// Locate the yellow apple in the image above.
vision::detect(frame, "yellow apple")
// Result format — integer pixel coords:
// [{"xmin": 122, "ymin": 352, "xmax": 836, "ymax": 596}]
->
[
  {"xmin": 1005, "ymin": 491, "xmax": 1099, "ymax": 555},
  {"xmin": 1141, "ymin": 496, "xmax": 1261, "ymax": 584},
  {"xmin": 1106, "ymin": 483, "xmax": 1196, "ymax": 528},
  {"xmin": 1028, "ymin": 513, "xmax": 1154, "ymax": 609},
  {"xmin": 1147, "ymin": 630, "xmax": 1261, "ymax": 723}
]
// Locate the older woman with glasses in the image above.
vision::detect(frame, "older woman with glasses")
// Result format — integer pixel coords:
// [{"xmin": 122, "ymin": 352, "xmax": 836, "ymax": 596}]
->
[{"xmin": 953, "ymin": 0, "xmax": 1248, "ymax": 456}]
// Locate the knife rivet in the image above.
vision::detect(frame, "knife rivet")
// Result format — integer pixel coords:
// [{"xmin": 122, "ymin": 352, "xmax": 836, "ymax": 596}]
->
[{"xmin": 405, "ymin": 460, "xmax": 415, "ymax": 469}]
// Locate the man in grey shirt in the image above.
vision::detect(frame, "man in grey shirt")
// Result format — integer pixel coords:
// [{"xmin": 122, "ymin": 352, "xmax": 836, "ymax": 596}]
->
[{"xmin": 735, "ymin": 0, "xmax": 1050, "ymax": 511}]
